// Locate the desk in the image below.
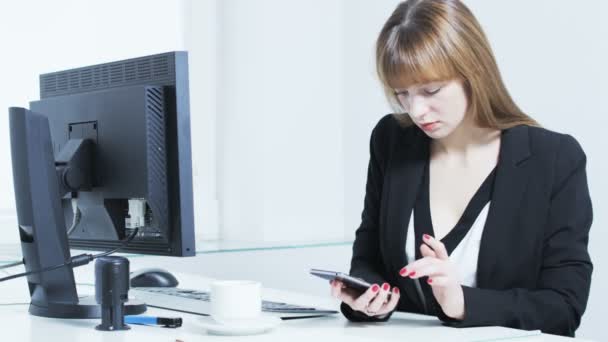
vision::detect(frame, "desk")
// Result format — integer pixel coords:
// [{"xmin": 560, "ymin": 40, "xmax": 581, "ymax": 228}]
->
[{"xmin": 0, "ymin": 252, "xmax": 594, "ymax": 341}]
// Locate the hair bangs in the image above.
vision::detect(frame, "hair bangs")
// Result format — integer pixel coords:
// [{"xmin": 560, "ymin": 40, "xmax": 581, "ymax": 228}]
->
[{"xmin": 378, "ymin": 29, "xmax": 459, "ymax": 91}]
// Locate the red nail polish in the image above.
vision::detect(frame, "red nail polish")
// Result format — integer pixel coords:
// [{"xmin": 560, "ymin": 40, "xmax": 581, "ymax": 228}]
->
[
  {"xmin": 371, "ymin": 284, "xmax": 380, "ymax": 292},
  {"xmin": 382, "ymin": 283, "xmax": 390, "ymax": 291},
  {"xmin": 399, "ymin": 267, "xmax": 408, "ymax": 276},
  {"xmin": 393, "ymin": 287, "xmax": 400, "ymax": 294},
  {"xmin": 423, "ymin": 234, "xmax": 430, "ymax": 240},
  {"xmin": 408, "ymin": 271, "xmax": 416, "ymax": 277},
  {"xmin": 427, "ymin": 278, "xmax": 433, "ymax": 284}
]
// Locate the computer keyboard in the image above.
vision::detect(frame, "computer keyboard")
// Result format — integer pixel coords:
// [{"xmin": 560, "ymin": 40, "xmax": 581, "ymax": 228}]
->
[{"xmin": 130, "ymin": 287, "xmax": 338, "ymax": 319}]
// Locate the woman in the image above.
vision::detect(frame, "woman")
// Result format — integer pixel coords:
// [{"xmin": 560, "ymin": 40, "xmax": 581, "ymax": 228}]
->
[{"xmin": 330, "ymin": 0, "xmax": 593, "ymax": 337}]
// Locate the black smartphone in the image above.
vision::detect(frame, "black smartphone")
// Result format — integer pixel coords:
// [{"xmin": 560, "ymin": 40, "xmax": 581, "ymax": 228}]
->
[{"xmin": 310, "ymin": 268, "xmax": 372, "ymax": 293}]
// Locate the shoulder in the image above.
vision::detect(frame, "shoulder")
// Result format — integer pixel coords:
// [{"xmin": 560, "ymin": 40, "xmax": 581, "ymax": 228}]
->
[
  {"xmin": 516, "ymin": 125, "xmax": 588, "ymax": 193},
  {"xmin": 523, "ymin": 125, "xmax": 586, "ymax": 164},
  {"xmin": 370, "ymin": 113, "xmax": 420, "ymax": 147},
  {"xmin": 366, "ymin": 114, "xmax": 420, "ymax": 170}
]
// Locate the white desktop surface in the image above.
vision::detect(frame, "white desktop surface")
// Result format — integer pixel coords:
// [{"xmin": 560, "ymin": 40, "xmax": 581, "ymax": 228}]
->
[{"xmin": 0, "ymin": 253, "xmax": 593, "ymax": 341}]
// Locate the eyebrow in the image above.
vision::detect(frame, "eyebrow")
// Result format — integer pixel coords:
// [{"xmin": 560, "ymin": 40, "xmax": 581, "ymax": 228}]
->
[{"xmin": 394, "ymin": 81, "xmax": 444, "ymax": 93}]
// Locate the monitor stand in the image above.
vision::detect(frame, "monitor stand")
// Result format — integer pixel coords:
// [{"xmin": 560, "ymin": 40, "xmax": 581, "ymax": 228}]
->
[
  {"xmin": 9, "ymin": 107, "xmax": 147, "ymax": 319},
  {"xmin": 29, "ymin": 296, "xmax": 146, "ymax": 319}
]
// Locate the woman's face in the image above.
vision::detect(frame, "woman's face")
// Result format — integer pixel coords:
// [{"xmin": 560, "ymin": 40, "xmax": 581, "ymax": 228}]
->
[{"xmin": 394, "ymin": 79, "xmax": 469, "ymax": 139}]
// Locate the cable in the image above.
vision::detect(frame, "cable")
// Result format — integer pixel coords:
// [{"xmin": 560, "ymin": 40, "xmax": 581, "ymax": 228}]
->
[
  {"xmin": 66, "ymin": 198, "xmax": 81, "ymax": 236},
  {"xmin": 0, "ymin": 262, "xmax": 67, "ymax": 282},
  {"xmin": 0, "ymin": 228, "xmax": 139, "ymax": 283},
  {"xmin": 90, "ymin": 228, "xmax": 139, "ymax": 258},
  {"xmin": 0, "ymin": 260, "xmax": 24, "ymax": 270}
]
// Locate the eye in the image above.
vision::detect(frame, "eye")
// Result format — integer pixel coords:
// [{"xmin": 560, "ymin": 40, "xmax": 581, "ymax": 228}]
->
[
  {"xmin": 424, "ymin": 87, "xmax": 441, "ymax": 95},
  {"xmin": 394, "ymin": 90, "xmax": 409, "ymax": 97}
]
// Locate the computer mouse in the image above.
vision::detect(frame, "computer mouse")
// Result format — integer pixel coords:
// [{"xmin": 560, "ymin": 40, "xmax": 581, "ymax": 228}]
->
[{"xmin": 130, "ymin": 268, "xmax": 179, "ymax": 288}]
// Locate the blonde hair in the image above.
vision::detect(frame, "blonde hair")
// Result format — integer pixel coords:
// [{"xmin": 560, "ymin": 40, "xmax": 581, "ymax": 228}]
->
[{"xmin": 376, "ymin": 0, "xmax": 539, "ymax": 129}]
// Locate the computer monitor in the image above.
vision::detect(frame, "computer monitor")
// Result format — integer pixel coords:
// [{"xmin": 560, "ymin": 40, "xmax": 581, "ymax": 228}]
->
[{"xmin": 8, "ymin": 51, "xmax": 195, "ymax": 318}]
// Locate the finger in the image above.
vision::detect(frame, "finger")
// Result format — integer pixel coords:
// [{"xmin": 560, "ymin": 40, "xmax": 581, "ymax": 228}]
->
[
  {"xmin": 420, "ymin": 243, "xmax": 437, "ymax": 258},
  {"xmin": 337, "ymin": 290, "xmax": 358, "ymax": 308},
  {"xmin": 423, "ymin": 234, "xmax": 449, "ymax": 260},
  {"xmin": 400, "ymin": 257, "xmax": 432, "ymax": 277},
  {"xmin": 367, "ymin": 283, "xmax": 390, "ymax": 314},
  {"xmin": 376, "ymin": 287, "xmax": 400, "ymax": 315},
  {"xmin": 409, "ymin": 261, "xmax": 444, "ymax": 279},
  {"xmin": 352, "ymin": 284, "xmax": 380, "ymax": 311},
  {"xmin": 426, "ymin": 276, "xmax": 450, "ymax": 287},
  {"xmin": 400, "ymin": 256, "xmax": 437, "ymax": 278},
  {"xmin": 331, "ymin": 281, "xmax": 361, "ymax": 307},
  {"xmin": 330, "ymin": 280, "xmax": 343, "ymax": 298}
]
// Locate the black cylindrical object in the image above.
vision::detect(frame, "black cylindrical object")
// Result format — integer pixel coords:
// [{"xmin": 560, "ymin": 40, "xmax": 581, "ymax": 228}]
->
[{"xmin": 95, "ymin": 256, "xmax": 131, "ymax": 331}]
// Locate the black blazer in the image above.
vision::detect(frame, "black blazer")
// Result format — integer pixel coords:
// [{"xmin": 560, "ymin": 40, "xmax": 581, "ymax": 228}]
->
[{"xmin": 341, "ymin": 114, "xmax": 593, "ymax": 337}]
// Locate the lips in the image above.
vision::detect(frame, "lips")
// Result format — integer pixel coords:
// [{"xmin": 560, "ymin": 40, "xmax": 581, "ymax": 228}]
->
[{"xmin": 420, "ymin": 121, "xmax": 439, "ymax": 131}]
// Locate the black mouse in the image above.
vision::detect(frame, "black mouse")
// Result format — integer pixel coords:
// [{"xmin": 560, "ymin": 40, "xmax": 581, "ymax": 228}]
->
[{"xmin": 130, "ymin": 268, "xmax": 179, "ymax": 288}]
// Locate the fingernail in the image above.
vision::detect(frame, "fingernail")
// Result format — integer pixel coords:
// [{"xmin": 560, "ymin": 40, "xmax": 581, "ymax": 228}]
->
[
  {"xmin": 408, "ymin": 271, "xmax": 416, "ymax": 277},
  {"xmin": 371, "ymin": 284, "xmax": 380, "ymax": 292},
  {"xmin": 423, "ymin": 234, "xmax": 430, "ymax": 240},
  {"xmin": 399, "ymin": 267, "xmax": 408, "ymax": 276},
  {"xmin": 393, "ymin": 287, "xmax": 400, "ymax": 294},
  {"xmin": 382, "ymin": 283, "xmax": 390, "ymax": 291},
  {"xmin": 427, "ymin": 278, "xmax": 433, "ymax": 284}
]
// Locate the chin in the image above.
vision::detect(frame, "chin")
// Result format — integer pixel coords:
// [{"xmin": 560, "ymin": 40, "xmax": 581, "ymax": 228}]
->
[{"xmin": 423, "ymin": 127, "xmax": 451, "ymax": 139}]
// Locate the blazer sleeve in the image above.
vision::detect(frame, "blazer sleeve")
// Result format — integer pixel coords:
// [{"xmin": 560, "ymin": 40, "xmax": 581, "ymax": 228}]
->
[
  {"xmin": 341, "ymin": 115, "xmax": 394, "ymax": 322},
  {"xmin": 441, "ymin": 134, "xmax": 593, "ymax": 337}
]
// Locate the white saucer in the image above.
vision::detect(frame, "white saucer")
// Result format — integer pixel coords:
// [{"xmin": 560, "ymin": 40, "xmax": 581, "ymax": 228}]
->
[{"xmin": 197, "ymin": 316, "xmax": 281, "ymax": 336}]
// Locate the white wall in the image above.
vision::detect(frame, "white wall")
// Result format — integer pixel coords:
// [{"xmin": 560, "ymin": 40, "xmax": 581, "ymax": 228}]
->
[
  {"xmin": 182, "ymin": 0, "xmax": 221, "ymax": 240},
  {"xmin": 215, "ymin": 0, "xmax": 346, "ymax": 242}
]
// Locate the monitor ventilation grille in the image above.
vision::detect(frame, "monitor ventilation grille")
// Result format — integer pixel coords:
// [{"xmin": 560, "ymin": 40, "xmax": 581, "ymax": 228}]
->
[{"xmin": 40, "ymin": 53, "xmax": 175, "ymax": 98}]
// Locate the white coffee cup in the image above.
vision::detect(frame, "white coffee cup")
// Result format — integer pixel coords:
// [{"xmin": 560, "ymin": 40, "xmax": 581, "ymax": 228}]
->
[{"xmin": 210, "ymin": 280, "xmax": 262, "ymax": 325}]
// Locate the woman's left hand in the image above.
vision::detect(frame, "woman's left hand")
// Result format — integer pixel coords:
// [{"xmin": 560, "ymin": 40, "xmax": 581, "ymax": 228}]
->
[{"xmin": 399, "ymin": 234, "xmax": 465, "ymax": 320}]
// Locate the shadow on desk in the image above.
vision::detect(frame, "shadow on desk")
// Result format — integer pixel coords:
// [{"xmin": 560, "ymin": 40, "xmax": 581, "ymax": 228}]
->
[
  {"xmin": 359, "ymin": 316, "xmax": 442, "ymax": 328},
  {"xmin": 283, "ymin": 312, "xmax": 540, "ymax": 342},
  {"xmin": 52, "ymin": 318, "xmax": 97, "ymax": 329},
  {"xmin": 286, "ymin": 312, "xmax": 442, "ymax": 330}
]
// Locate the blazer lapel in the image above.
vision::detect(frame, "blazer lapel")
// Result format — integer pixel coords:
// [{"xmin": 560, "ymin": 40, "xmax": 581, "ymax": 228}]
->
[
  {"xmin": 477, "ymin": 125, "xmax": 532, "ymax": 287},
  {"xmin": 384, "ymin": 127, "xmax": 429, "ymax": 311}
]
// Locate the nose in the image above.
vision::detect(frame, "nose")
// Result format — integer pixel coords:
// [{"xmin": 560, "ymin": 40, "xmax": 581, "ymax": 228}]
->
[{"xmin": 408, "ymin": 95, "xmax": 430, "ymax": 121}]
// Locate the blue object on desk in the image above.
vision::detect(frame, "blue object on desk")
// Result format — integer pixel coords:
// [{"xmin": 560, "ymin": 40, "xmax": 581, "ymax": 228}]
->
[{"xmin": 125, "ymin": 315, "xmax": 183, "ymax": 328}]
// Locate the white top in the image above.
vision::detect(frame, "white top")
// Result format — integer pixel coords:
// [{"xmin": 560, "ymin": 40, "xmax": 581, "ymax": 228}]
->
[{"xmin": 405, "ymin": 202, "xmax": 491, "ymax": 291}]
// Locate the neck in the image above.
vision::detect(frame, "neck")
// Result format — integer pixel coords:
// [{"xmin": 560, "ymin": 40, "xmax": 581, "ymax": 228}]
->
[{"xmin": 431, "ymin": 117, "xmax": 500, "ymax": 165}]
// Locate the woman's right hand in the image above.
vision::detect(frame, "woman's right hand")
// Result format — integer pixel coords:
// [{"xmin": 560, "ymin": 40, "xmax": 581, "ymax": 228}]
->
[{"xmin": 330, "ymin": 280, "xmax": 400, "ymax": 317}]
